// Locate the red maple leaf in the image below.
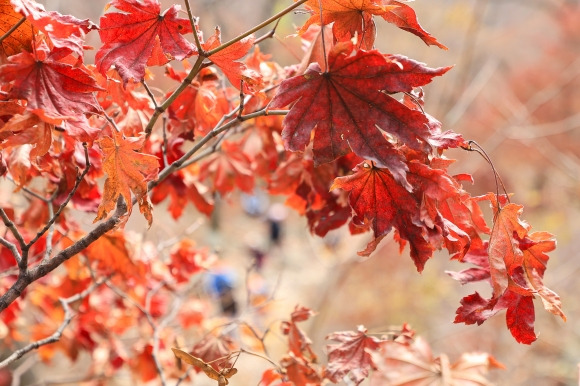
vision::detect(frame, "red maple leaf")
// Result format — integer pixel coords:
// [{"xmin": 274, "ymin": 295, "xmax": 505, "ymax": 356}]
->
[
  {"xmin": 96, "ymin": 0, "xmax": 197, "ymax": 84},
  {"xmin": 332, "ymin": 160, "xmax": 436, "ymax": 271},
  {"xmin": 280, "ymin": 353, "xmax": 323, "ymax": 386},
  {"xmin": 445, "ymin": 243, "xmax": 491, "ymax": 285},
  {"xmin": 281, "ymin": 306, "xmax": 318, "ymax": 362},
  {"xmin": 325, "ymin": 325, "xmax": 381, "ymax": 385},
  {"xmin": 0, "ymin": 112, "xmax": 52, "ymax": 158},
  {"xmin": 1, "ymin": 0, "xmax": 33, "ymax": 57},
  {"xmin": 0, "ymin": 42, "xmax": 103, "ymax": 139},
  {"xmin": 381, "ymin": 0, "xmax": 447, "ymax": 49},
  {"xmin": 191, "ymin": 334, "xmax": 237, "ymax": 372},
  {"xmin": 202, "ymin": 28, "xmax": 263, "ymax": 94},
  {"xmin": 11, "ymin": 0, "xmax": 96, "ymax": 56},
  {"xmin": 449, "ymin": 195, "xmax": 565, "ymax": 344},
  {"xmin": 269, "ymin": 41, "xmax": 450, "ymax": 184},
  {"xmin": 168, "ymin": 239, "xmax": 213, "ymax": 283},
  {"xmin": 166, "ymin": 67, "xmax": 233, "ymax": 136},
  {"xmin": 199, "ymin": 140, "xmax": 255, "ymax": 195},
  {"xmin": 150, "ymin": 137, "xmax": 214, "ymax": 218}
]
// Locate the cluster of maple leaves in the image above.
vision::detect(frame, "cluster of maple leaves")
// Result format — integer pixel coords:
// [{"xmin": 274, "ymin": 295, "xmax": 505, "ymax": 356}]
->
[{"xmin": 0, "ymin": 0, "xmax": 566, "ymax": 383}]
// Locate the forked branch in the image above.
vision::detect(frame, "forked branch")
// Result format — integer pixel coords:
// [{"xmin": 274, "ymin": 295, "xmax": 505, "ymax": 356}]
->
[{"xmin": 0, "ymin": 277, "xmax": 107, "ymax": 369}]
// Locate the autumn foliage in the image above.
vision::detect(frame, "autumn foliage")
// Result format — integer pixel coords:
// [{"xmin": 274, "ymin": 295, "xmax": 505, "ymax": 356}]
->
[{"xmin": 0, "ymin": 0, "xmax": 566, "ymax": 384}]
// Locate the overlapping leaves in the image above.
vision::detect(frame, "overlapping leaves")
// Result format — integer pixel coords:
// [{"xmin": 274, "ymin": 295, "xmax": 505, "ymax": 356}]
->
[
  {"xmin": 269, "ymin": 41, "xmax": 451, "ymax": 185},
  {"xmin": 448, "ymin": 195, "xmax": 565, "ymax": 344},
  {"xmin": 299, "ymin": 0, "xmax": 447, "ymax": 50}
]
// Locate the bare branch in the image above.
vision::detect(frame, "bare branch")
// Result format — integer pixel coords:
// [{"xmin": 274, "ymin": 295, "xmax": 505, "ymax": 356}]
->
[
  {"xmin": 0, "ymin": 17, "xmax": 26, "ymax": 45},
  {"xmin": 170, "ymin": 108, "xmax": 288, "ymax": 173},
  {"xmin": 254, "ymin": 18, "xmax": 282, "ymax": 45},
  {"xmin": 28, "ymin": 143, "xmax": 91, "ymax": 251},
  {"xmin": 0, "ymin": 197, "xmax": 127, "ymax": 313},
  {"xmin": 10, "ymin": 355, "xmax": 37, "ymax": 386},
  {"xmin": 161, "ymin": 116, "xmax": 169, "ymax": 167},
  {"xmin": 0, "ymin": 277, "xmax": 107, "ymax": 369},
  {"xmin": 0, "ymin": 208, "xmax": 26, "ymax": 251},
  {"xmin": 6, "ymin": 177, "xmax": 50, "ymax": 202},
  {"xmin": 0, "ymin": 235, "xmax": 22, "ymax": 266},
  {"xmin": 143, "ymin": 55, "xmax": 206, "ymax": 139},
  {"xmin": 206, "ymin": 0, "xmax": 309, "ymax": 56},
  {"xmin": 142, "ymin": 80, "xmax": 159, "ymax": 109}
]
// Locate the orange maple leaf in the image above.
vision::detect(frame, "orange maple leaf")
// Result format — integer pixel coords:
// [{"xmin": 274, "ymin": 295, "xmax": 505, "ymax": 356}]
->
[
  {"xmin": 94, "ymin": 130, "xmax": 159, "ymax": 226},
  {"xmin": 300, "ymin": 0, "xmax": 399, "ymax": 50},
  {"xmin": 300, "ymin": 0, "xmax": 446, "ymax": 50},
  {"xmin": 0, "ymin": 0, "xmax": 33, "ymax": 57}
]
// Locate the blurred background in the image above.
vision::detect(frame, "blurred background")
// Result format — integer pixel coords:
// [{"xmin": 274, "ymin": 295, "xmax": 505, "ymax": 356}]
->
[{"xmin": 18, "ymin": 0, "xmax": 580, "ymax": 384}]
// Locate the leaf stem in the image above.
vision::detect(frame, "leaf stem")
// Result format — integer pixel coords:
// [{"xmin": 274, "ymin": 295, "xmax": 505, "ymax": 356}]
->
[
  {"xmin": 206, "ymin": 0, "xmax": 308, "ymax": 57},
  {"xmin": 183, "ymin": 0, "xmax": 204, "ymax": 53},
  {"xmin": 463, "ymin": 140, "xmax": 509, "ymax": 206},
  {"xmin": 318, "ymin": 0, "xmax": 329, "ymax": 72}
]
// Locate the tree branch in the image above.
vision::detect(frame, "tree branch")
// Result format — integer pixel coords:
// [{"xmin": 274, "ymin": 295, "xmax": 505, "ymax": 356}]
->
[
  {"xmin": 183, "ymin": 0, "xmax": 203, "ymax": 54},
  {"xmin": 0, "ymin": 17, "xmax": 26, "ymax": 45},
  {"xmin": 27, "ymin": 143, "xmax": 91, "ymax": 250},
  {"xmin": 0, "ymin": 208, "xmax": 26, "ymax": 252},
  {"xmin": 0, "ymin": 198, "xmax": 127, "ymax": 313},
  {"xmin": 0, "ymin": 277, "xmax": 107, "ymax": 369},
  {"xmin": 0, "ymin": 235, "xmax": 22, "ymax": 266},
  {"xmin": 143, "ymin": 55, "xmax": 206, "ymax": 139},
  {"xmin": 142, "ymin": 80, "xmax": 159, "ymax": 109},
  {"xmin": 206, "ymin": 0, "xmax": 309, "ymax": 56}
]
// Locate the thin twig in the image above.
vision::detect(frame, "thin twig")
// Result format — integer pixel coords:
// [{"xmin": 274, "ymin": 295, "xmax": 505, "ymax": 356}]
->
[
  {"xmin": 239, "ymin": 321, "xmax": 269, "ymax": 356},
  {"xmin": 152, "ymin": 295, "xmax": 182, "ymax": 386},
  {"xmin": 143, "ymin": 55, "xmax": 206, "ymax": 139},
  {"xmin": 28, "ymin": 143, "xmax": 91, "ymax": 251},
  {"xmin": 175, "ymin": 368, "xmax": 193, "ymax": 386},
  {"xmin": 102, "ymin": 110, "xmax": 122, "ymax": 133},
  {"xmin": 0, "ymin": 208, "xmax": 26, "ymax": 252},
  {"xmin": 6, "ymin": 177, "xmax": 50, "ymax": 202},
  {"xmin": 10, "ymin": 355, "xmax": 37, "ymax": 386},
  {"xmin": 206, "ymin": 0, "xmax": 309, "ymax": 57},
  {"xmin": 142, "ymin": 80, "xmax": 159, "ymax": 109},
  {"xmin": 403, "ymin": 91, "xmax": 426, "ymax": 115},
  {"xmin": 237, "ymin": 80, "xmax": 246, "ymax": 119},
  {"xmin": 0, "ymin": 16, "xmax": 26, "ymax": 45},
  {"xmin": 0, "ymin": 236, "xmax": 22, "ymax": 266},
  {"xmin": 161, "ymin": 116, "xmax": 169, "ymax": 167},
  {"xmin": 254, "ymin": 18, "xmax": 282, "ymax": 45},
  {"xmin": 175, "ymin": 108, "xmax": 288, "ymax": 172},
  {"xmin": 463, "ymin": 140, "xmax": 509, "ymax": 206},
  {"xmin": 183, "ymin": 0, "xmax": 203, "ymax": 53},
  {"xmin": 0, "ymin": 277, "xmax": 107, "ymax": 369},
  {"xmin": 0, "ymin": 197, "xmax": 127, "ymax": 313},
  {"xmin": 42, "ymin": 197, "xmax": 56, "ymax": 263},
  {"xmin": 238, "ymin": 348, "xmax": 282, "ymax": 372}
]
